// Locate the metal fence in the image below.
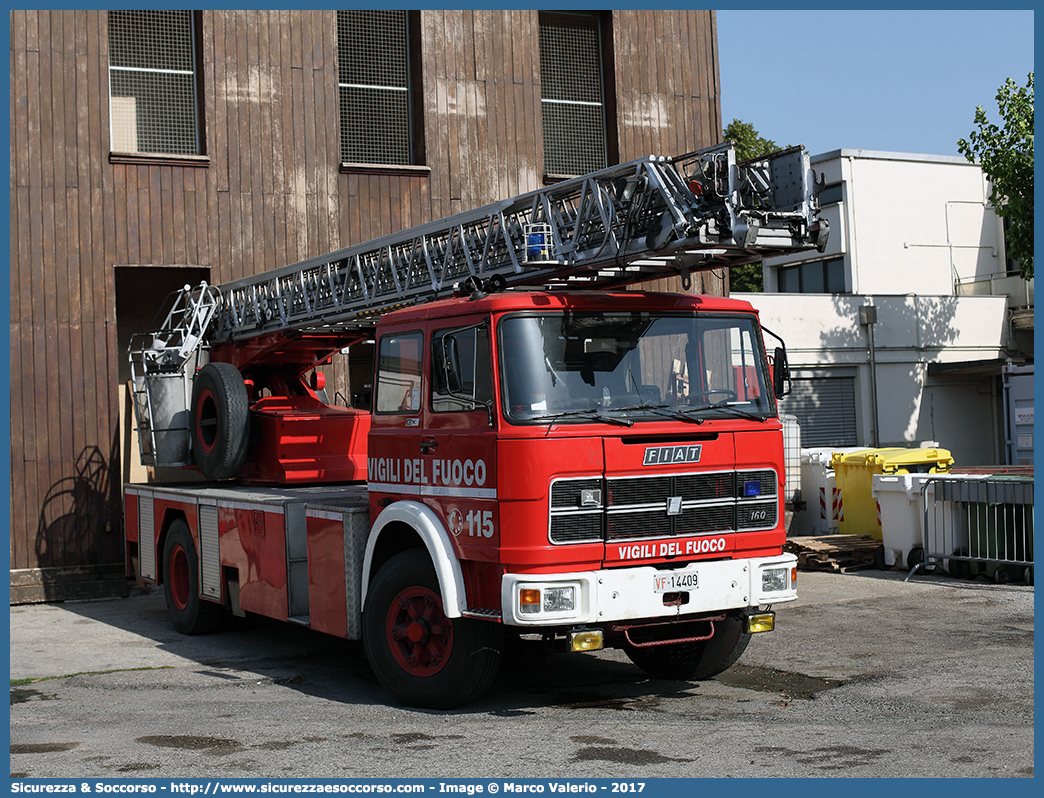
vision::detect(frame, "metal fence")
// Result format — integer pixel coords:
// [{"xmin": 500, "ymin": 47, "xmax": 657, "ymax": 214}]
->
[{"xmin": 908, "ymin": 475, "xmax": 1034, "ymax": 584}]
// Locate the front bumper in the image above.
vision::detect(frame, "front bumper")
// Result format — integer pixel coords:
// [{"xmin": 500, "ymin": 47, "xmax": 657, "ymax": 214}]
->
[{"xmin": 501, "ymin": 553, "xmax": 797, "ymax": 627}]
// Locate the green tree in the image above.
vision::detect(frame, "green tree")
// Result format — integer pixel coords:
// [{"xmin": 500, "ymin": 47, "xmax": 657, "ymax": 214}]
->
[
  {"xmin": 721, "ymin": 120, "xmax": 784, "ymax": 291},
  {"xmin": 957, "ymin": 73, "xmax": 1034, "ymax": 279},
  {"xmin": 723, "ymin": 119, "xmax": 780, "ymax": 162}
]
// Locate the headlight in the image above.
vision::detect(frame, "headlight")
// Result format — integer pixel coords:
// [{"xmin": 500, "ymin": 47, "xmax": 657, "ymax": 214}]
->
[
  {"xmin": 543, "ymin": 586, "xmax": 575, "ymax": 612},
  {"xmin": 761, "ymin": 567, "xmax": 789, "ymax": 593},
  {"xmin": 516, "ymin": 584, "xmax": 578, "ymax": 616}
]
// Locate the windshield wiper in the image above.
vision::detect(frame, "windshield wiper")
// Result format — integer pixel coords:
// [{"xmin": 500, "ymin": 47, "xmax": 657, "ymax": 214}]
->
[
  {"xmin": 686, "ymin": 402, "xmax": 769, "ymax": 422},
  {"xmin": 530, "ymin": 408, "xmax": 634, "ymax": 427},
  {"xmin": 608, "ymin": 403, "xmax": 706, "ymax": 425}
]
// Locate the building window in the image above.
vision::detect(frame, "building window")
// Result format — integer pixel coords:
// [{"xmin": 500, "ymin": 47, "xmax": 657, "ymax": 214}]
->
[
  {"xmin": 539, "ymin": 11, "xmax": 610, "ymax": 177},
  {"xmin": 779, "ymin": 258, "xmax": 846, "ymax": 293},
  {"xmin": 108, "ymin": 10, "xmax": 202, "ymax": 156},
  {"xmin": 337, "ymin": 10, "xmax": 420, "ymax": 166}
]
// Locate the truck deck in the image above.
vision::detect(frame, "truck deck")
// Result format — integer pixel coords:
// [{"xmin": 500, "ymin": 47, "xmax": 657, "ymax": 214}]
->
[
  {"xmin": 125, "ymin": 482, "xmax": 369, "ymax": 508},
  {"xmin": 125, "ymin": 482, "xmax": 371, "ymax": 637}
]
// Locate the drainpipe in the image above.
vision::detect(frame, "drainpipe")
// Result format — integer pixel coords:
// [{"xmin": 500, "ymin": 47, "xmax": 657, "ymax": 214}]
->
[{"xmin": 859, "ymin": 304, "xmax": 880, "ymax": 447}]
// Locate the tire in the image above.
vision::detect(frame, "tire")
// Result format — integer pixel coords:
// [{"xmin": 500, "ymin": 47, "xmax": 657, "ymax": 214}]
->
[
  {"xmin": 1024, "ymin": 567, "xmax": 1033, "ymax": 586},
  {"xmin": 624, "ymin": 613, "xmax": 751, "ymax": 681},
  {"xmin": 873, "ymin": 545, "xmax": 891, "ymax": 571},
  {"xmin": 191, "ymin": 362, "xmax": 249, "ymax": 481},
  {"xmin": 907, "ymin": 547, "xmax": 926, "ymax": 570},
  {"xmin": 362, "ymin": 549, "xmax": 504, "ymax": 709},
  {"xmin": 948, "ymin": 548, "xmax": 970, "ymax": 579},
  {"xmin": 162, "ymin": 520, "xmax": 224, "ymax": 635}
]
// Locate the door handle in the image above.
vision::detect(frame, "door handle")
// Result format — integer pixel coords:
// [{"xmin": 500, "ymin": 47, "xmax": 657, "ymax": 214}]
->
[{"xmin": 420, "ymin": 438, "xmax": 438, "ymax": 455}]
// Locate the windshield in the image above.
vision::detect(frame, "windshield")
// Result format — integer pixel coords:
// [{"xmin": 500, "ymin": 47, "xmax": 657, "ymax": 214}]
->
[{"xmin": 498, "ymin": 311, "xmax": 775, "ymax": 425}]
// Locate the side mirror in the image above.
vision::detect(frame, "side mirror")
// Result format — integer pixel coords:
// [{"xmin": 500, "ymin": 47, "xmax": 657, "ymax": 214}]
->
[
  {"xmin": 440, "ymin": 335, "xmax": 464, "ymax": 395},
  {"xmin": 773, "ymin": 346, "xmax": 790, "ymax": 399}
]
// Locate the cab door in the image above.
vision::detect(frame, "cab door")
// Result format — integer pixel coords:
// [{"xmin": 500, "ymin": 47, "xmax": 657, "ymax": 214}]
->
[
  {"xmin": 422, "ymin": 319, "xmax": 499, "ymax": 567},
  {"xmin": 368, "ymin": 326, "xmax": 426, "ymax": 507}
]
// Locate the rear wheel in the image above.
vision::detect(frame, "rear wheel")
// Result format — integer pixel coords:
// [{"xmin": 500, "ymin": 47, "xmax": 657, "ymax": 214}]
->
[
  {"xmin": 873, "ymin": 545, "xmax": 890, "ymax": 571},
  {"xmin": 623, "ymin": 613, "xmax": 750, "ymax": 681},
  {"xmin": 948, "ymin": 548, "xmax": 971, "ymax": 579},
  {"xmin": 362, "ymin": 549, "xmax": 504, "ymax": 709},
  {"xmin": 162, "ymin": 520, "xmax": 224, "ymax": 635}
]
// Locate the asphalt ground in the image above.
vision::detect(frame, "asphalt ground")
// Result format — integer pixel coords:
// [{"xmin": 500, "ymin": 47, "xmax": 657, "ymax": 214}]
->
[{"xmin": 8, "ymin": 568, "xmax": 1035, "ymax": 779}]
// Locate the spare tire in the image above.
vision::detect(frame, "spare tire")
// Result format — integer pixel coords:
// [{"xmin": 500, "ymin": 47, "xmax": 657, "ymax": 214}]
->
[{"xmin": 191, "ymin": 362, "xmax": 249, "ymax": 480}]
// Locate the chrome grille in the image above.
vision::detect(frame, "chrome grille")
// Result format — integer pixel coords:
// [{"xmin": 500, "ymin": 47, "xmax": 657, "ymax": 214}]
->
[
  {"xmin": 549, "ymin": 477, "xmax": 604, "ymax": 544},
  {"xmin": 607, "ymin": 476, "xmax": 670, "ymax": 507},
  {"xmin": 674, "ymin": 505, "xmax": 737, "ymax": 537},
  {"xmin": 550, "ymin": 512, "xmax": 603, "ymax": 544},
  {"xmin": 674, "ymin": 472, "xmax": 735, "ymax": 501},
  {"xmin": 737, "ymin": 500, "xmax": 778, "ymax": 530},
  {"xmin": 550, "ymin": 468, "xmax": 780, "ymax": 545},
  {"xmin": 738, "ymin": 470, "xmax": 777, "ymax": 497},
  {"xmin": 606, "ymin": 510, "xmax": 669, "ymax": 541},
  {"xmin": 551, "ymin": 478, "xmax": 602, "ymax": 509}
]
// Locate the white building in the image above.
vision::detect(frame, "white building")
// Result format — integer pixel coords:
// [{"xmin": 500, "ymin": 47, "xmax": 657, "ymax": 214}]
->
[{"xmin": 736, "ymin": 149, "xmax": 1033, "ymax": 467}]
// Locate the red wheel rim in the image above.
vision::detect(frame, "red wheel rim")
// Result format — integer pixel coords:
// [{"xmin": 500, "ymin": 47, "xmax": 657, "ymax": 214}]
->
[
  {"xmin": 169, "ymin": 544, "xmax": 190, "ymax": 611},
  {"xmin": 385, "ymin": 585, "xmax": 453, "ymax": 677},
  {"xmin": 195, "ymin": 388, "xmax": 218, "ymax": 454}
]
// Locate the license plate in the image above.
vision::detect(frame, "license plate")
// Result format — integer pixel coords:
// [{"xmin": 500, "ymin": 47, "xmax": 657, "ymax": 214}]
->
[{"xmin": 653, "ymin": 570, "xmax": 699, "ymax": 593}]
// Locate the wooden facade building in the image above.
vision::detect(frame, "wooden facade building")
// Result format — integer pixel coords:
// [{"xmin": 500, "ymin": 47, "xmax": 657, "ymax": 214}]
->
[{"xmin": 8, "ymin": 9, "xmax": 724, "ymax": 603}]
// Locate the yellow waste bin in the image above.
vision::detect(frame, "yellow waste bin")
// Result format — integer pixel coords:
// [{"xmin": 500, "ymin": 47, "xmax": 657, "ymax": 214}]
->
[{"xmin": 832, "ymin": 448, "xmax": 954, "ymax": 539}]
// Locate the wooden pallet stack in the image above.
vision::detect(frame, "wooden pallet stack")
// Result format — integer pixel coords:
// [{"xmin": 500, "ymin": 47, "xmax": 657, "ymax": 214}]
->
[{"xmin": 785, "ymin": 535, "xmax": 880, "ymax": 573}]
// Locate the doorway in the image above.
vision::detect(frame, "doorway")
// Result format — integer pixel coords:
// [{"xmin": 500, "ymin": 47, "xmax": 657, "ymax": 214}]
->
[{"xmin": 115, "ymin": 266, "xmax": 210, "ymax": 486}]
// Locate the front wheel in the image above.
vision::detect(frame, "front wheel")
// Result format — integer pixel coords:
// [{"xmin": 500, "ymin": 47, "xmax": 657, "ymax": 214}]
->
[
  {"xmin": 162, "ymin": 520, "xmax": 224, "ymax": 635},
  {"xmin": 623, "ymin": 613, "xmax": 750, "ymax": 681},
  {"xmin": 907, "ymin": 546, "xmax": 926, "ymax": 570},
  {"xmin": 362, "ymin": 549, "xmax": 504, "ymax": 709}
]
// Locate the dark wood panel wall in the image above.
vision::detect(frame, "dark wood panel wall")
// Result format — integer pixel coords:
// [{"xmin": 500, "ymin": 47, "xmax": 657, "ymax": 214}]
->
[{"xmin": 8, "ymin": 9, "xmax": 722, "ymax": 602}]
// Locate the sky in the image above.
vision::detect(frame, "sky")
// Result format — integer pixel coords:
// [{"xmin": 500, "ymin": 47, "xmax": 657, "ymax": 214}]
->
[{"xmin": 717, "ymin": 9, "xmax": 1034, "ymax": 159}]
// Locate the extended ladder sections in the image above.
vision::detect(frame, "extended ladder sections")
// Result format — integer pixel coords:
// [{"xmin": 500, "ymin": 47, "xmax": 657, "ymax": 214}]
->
[
  {"xmin": 129, "ymin": 143, "xmax": 828, "ymax": 468},
  {"xmin": 211, "ymin": 143, "xmax": 826, "ymax": 342}
]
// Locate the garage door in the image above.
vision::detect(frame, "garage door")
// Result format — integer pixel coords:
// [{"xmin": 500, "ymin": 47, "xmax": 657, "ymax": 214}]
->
[{"xmin": 779, "ymin": 376, "xmax": 858, "ymax": 447}]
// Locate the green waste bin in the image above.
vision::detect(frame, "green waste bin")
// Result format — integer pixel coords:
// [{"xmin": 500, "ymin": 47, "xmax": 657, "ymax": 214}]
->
[{"xmin": 832, "ymin": 448, "xmax": 954, "ymax": 539}]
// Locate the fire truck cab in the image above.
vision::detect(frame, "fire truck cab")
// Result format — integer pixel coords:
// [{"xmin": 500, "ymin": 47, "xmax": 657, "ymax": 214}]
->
[{"xmin": 358, "ymin": 288, "xmax": 798, "ymax": 706}]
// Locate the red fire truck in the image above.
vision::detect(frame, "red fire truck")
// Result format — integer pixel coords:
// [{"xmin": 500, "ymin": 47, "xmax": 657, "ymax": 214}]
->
[{"xmin": 125, "ymin": 144, "xmax": 827, "ymax": 708}]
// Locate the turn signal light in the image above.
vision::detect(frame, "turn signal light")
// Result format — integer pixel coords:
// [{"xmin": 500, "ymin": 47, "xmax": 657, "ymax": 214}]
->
[{"xmin": 519, "ymin": 588, "xmax": 541, "ymax": 614}]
